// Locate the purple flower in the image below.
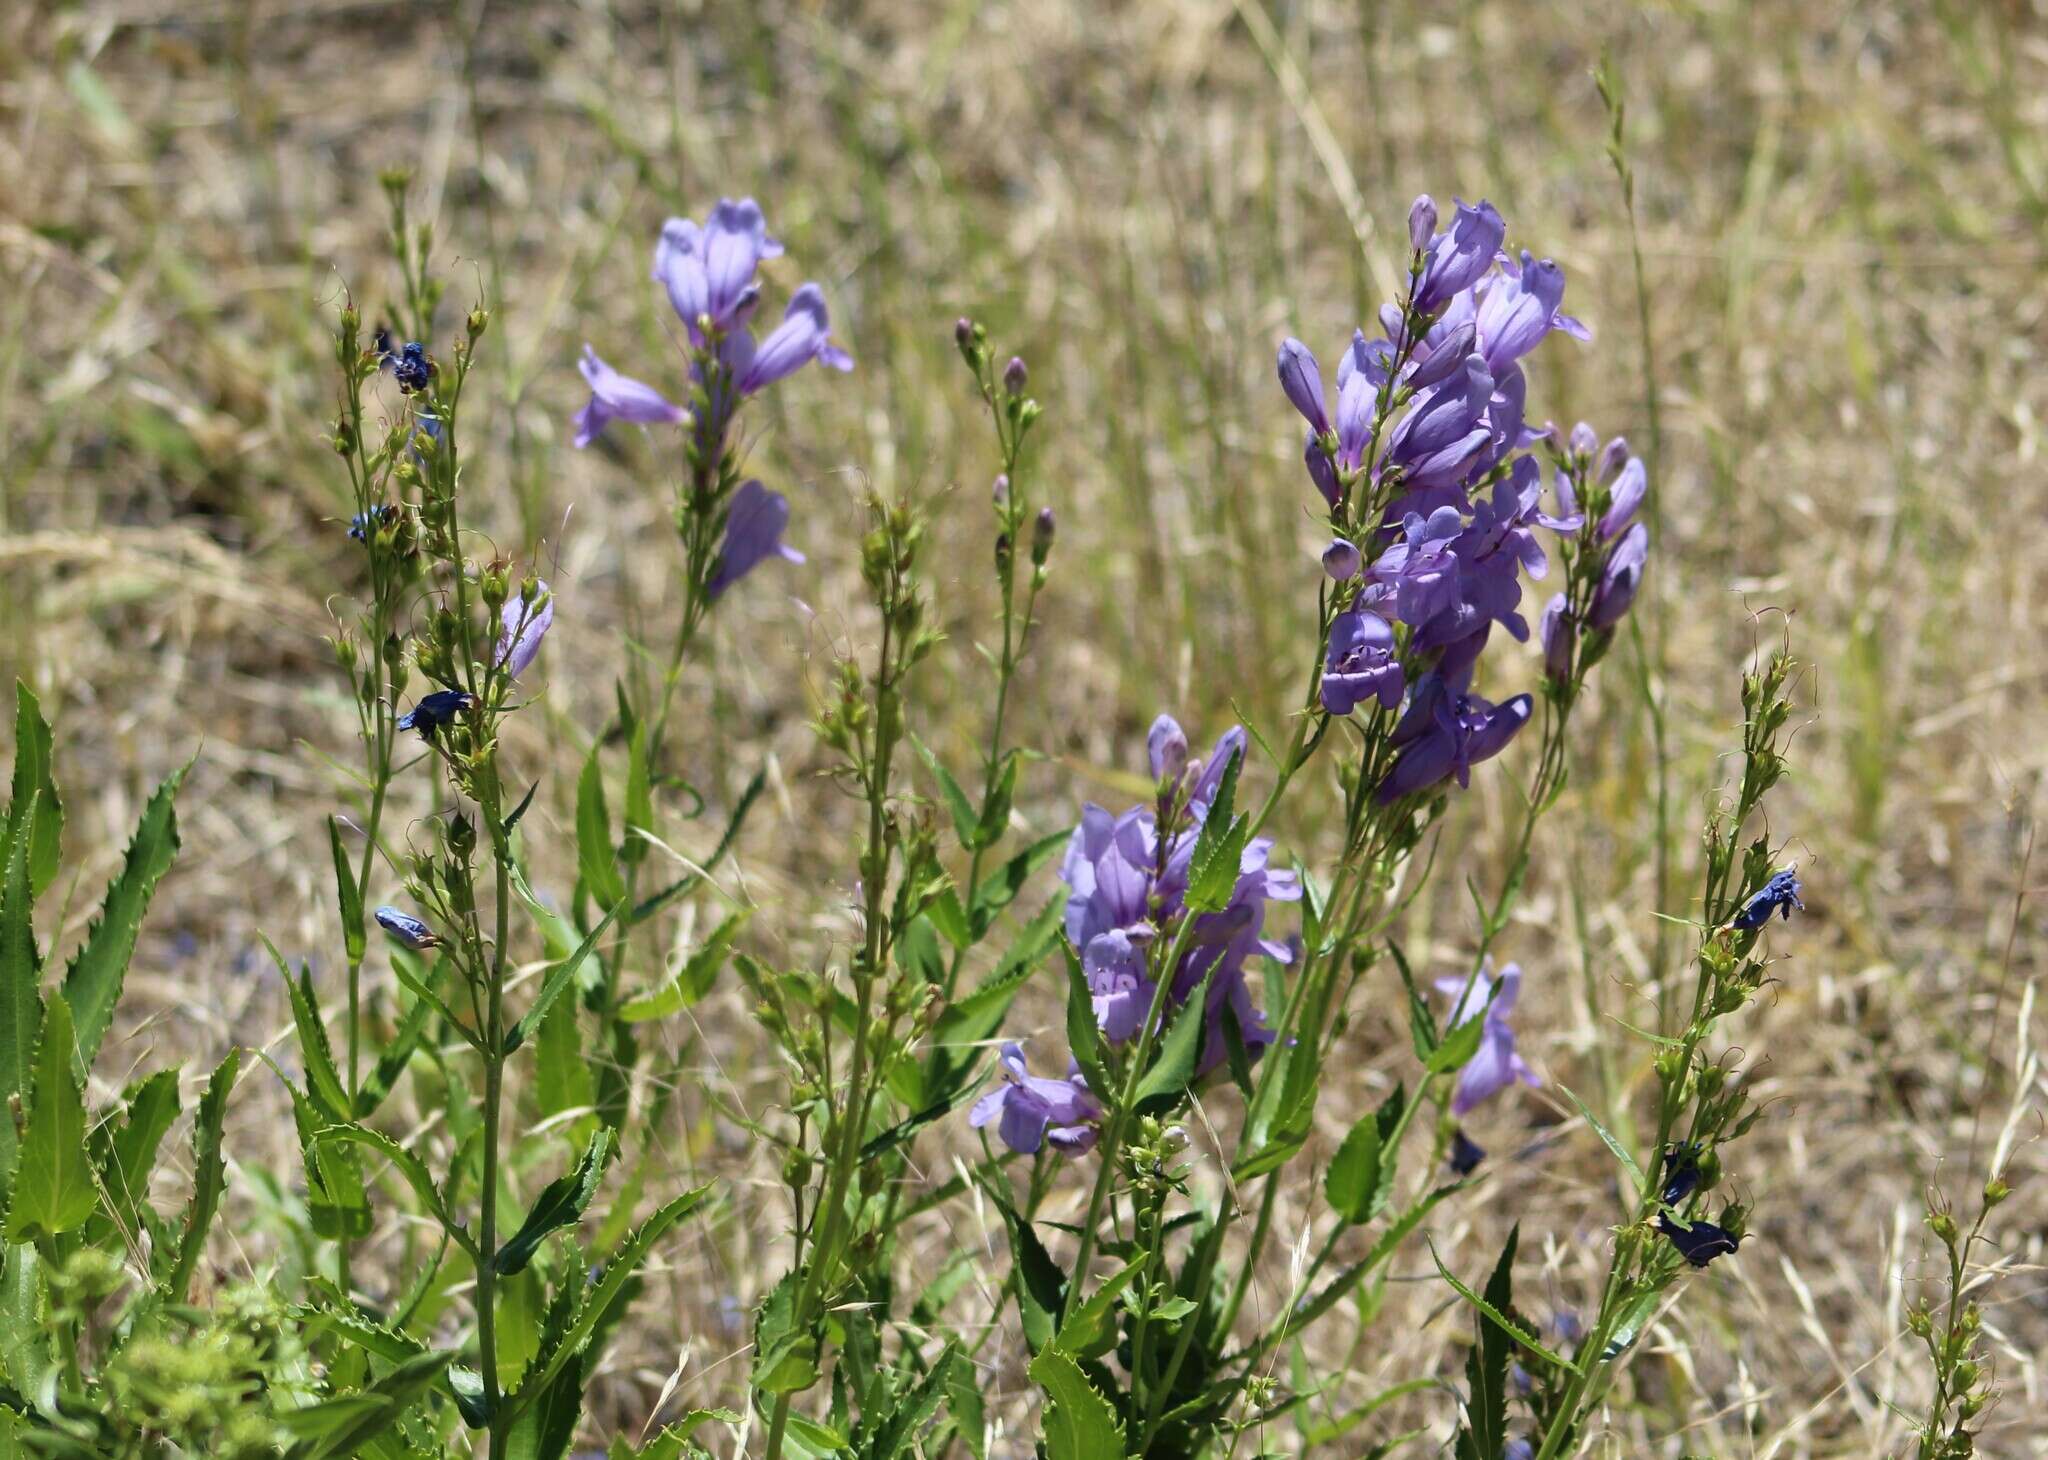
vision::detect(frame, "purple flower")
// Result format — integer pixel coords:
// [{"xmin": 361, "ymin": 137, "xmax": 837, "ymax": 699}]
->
[
  {"xmin": 1382, "ymin": 354, "xmax": 1494, "ymax": 499},
  {"xmin": 1599, "ymin": 457, "xmax": 1646, "ymax": 540},
  {"xmin": 1414, "ymin": 199, "xmax": 1505, "ymax": 315},
  {"xmin": 1082, "ymin": 928, "xmax": 1157, "ymax": 1044},
  {"xmin": 1147, "ymin": 714, "xmax": 1189, "ymax": 783},
  {"xmin": 1304, "ymin": 429, "xmax": 1341, "ymax": 507},
  {"xmin": 707, "ymin": 480, "xmax": 804, "ymax": 598},
  {"xmin": 572, "ymin": 346, "xmax": 685, "ymax": 448},
  {"xmin": 1539, "ymin": 593, "xmax": 1574, "ymax": 681},
  {"xmin": 969, "ymin": 1042, "xmax": 1101, "ymax": 1155},
  {"xmin": 1587, "ymin": 522, "xmax": 1648, "ymax": 630},
  {"xmin": 734, "ymin": 283, "xmax": 854, "ymax": 394},
  {"xmin": 374, "ymin": 906, "xmax": 441, "ymax": 950},
  {"xmin": 396, "ymin": 689, "xmax": 476, "ymax": 740},
  {"xmin": 1320, "ymin": 608, "xmax": 1404, "ymax": 715},
  {"xmin": 1276, "ymin": 338, "xmax": 1330, "ymax": 436},
  {"xmin": 653, "ymin": 199, "xmax": 783, "ymax": 342},
  {"xmin": 1732, "ymin": 868, "xmax": 1804, "ymax": 931},
  {"xmin": 1377, "ymin": 675, "xmax": 1532, "ymax": 801},
  {"xmin": 1473, "ymin": 251, "xmax": 1588, "ymax": 373},
  {"xmin": 1434, "ymin": 961, "xmax": 1539, "ymax": 1115},
  {"xmin": 1408, "ymin": 194, "xmax": 1438, "ymax": 253},
  {"xmin": 495, "ymin": 583, "xmax": 554, "ymax": 680},
  {"xmin": 1368, "ymin": 507, "xmax": 1465, "ymax": 627},
  {"xmin": 1322, "ymin": 538, "xmax": 1362, "ymax": 581}
]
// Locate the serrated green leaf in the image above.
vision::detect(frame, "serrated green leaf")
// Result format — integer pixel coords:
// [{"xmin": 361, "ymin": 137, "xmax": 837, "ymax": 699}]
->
[
  {"xmin": 166, "ymin": 1046, "xmax": 238, "ymax": 1302},
  {"xmin": 273, "ymin": 1056, "xmax": 369, "ymax": 1240},
  {"xmin": 90, "ymin": 1067, "xmax": 180, "ymax": 1245},
  {"xmin": 1424, "ymin": 984, "xmax": 1494, "ymax": 1075},
  {"xmin": 751, "ymin": 1268, "xmax": 820, "ymax": 1397},
  {"xmin": 494, "ymin": 1129, "xmax": 616, "ymax": 1276},
  {"xmin": 911, "ymin": 734, "xmax": 984, "ymax": 851},
  {"xmin": 0, "ymin": 800, "xmax": 44, "ymax": 1211},
  {"xmin": 63, "ymin": 764, "xmax": 183, "ymax": 1068},
  {"xmin": 1028, "ymin": 1347, "xmax": 1125, "ymax": 1460},
  {"xmin": 974, "ymin": 752, "xmax": 1020, "ymax": 850},
  {"xmin": 285, "ymin": 1349, "xmax": 455, "ymax": 1460},
  {"xmin": 357, "ymin": 983, "xmax": 435, "ymax": 1118},
  {"xmin": 980, "ymin": 1181, "xmax": 1066, "ymax": 1353},
  {"xmin": 287, "ymin": 1301, "xmax": 428, "ymax": 1362},
  {"xmin": 577, "ymin": 743, "xmax": 625, "ymax": 908},
  {"xmin": 1430, "ymin": 1233, "xmax": 1578, "ymax": 1375},
  {"xmin": 1061, "ymin": 941, "xmax": 1114, "ymax": 1101},
  {"xmin": 1325, "ymin": 1084, "xmax": 1405, "ymax": 1225},
  {"xmin": 313, "ymin": 1120, "xmax": 472, "ymax": 1257},
  {"xmin": 1132, "ymin": 967, "xmax": 1214, "ymax": 1115},
  {"xmin": 852, "ymin": 1344, "xmax": 959, "ymax": 1460},
  {"xmin": 1558, "ymin": 1083, "xmax": 1645, "ymax": 1191},
  {"xmin": 925, "ymin": 887, "xmax": 972, "ymax": 949},
  {"xmin": 7, "ymin": 994, "xmax": 95, "ymax": 1240},
  {"xmin": 6, "ymin": 684, "xmax": 63, "ymax": 897},
  {"xmin": 617, "ymin": 909, "xmax": 747, "ymax": 1023},
  {"xmin": 329, "ymin": 816, "xmax": 365, "ymax": 966},
  {"xmin": 268, "ymin": 938, "xmax": 350, "ymax": 1118},
  {"xmin": 0, "ymin": 1243, "xmax": 58, "ymax": 1417},
  {"xmin": 1054, "ymin": 1258, "xmax": 1143, "ymax": 1360},
  {"xmin": 621, "ymin": 725, "xmax": 654, "ymax": 869},
  {"xmin": 1181, "ymin": 744, "xmax": 1247, "ymax": 914}
]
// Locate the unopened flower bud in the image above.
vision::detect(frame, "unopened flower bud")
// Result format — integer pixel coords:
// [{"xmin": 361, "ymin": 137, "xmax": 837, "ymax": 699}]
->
[
  {"xmin": 1003, "ymin": 355, "xmax": 1028, "ymax": 393},
  {"xmin": 1984, "ymin": 1175, "xmax": 2010, "ymax": 1207},
  {"xmin": 1569, "ymin": 420, "xmax": 1598, "ymax": 458},
  {"xmin": 467, "ymin": 306, "xmax": 490, "ymax": 338},
  {"xmin": 1322, "ymin": 538, "xmax": 1361, "ymax": 580},
  {"xmin": 954, "ymin": 317, "xmax": 973, "ymax": 348},
  {"xmin": 1408, "ymin": 194, "xmax": 1437, "ymax": 252},
  {"xmin": 1031, "ymin": 506, "xmax": 1055, "ymax": 565},
  {"xmin": 992, "ymin": 473, "xmax": 1010, "ymax": 508}
]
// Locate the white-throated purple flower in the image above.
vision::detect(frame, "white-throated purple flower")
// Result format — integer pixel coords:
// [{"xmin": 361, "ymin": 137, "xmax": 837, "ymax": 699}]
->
[
  {"xmin": 374, "ymin": 906, "xmax": 441, "ymax": 950},
  {"xmin": 707, "ymin": 480, "xmax": 804, "ymax": 598},
  {"xmin": 1320, "ymin": 608, "xmax": 1404, "ymax": 716},
  {"xmin": 735, "ymin": 284, "xmax": 854, "ymax": 395},
  {"xmin": 1732, "ymin": 868, "xmax": 1804, "ymax": 931},
  {"xmin": 1414, "ymin": 198, "xmax": 1505, "ymax": 315},
  {"xmin": 572, "ymin": 345, "xmax": 685, "ymax": 448},
  {"xmin": 1434, "ymin": 961, "xmax": 1539, "ymax": 1115},
  {"xmin": 1322, "ymin": 538, "xmax": 1362, "ymax": 581},
  {"xmin": 1377, "ymin": 675, "xmax": 1533, "ymax": 802},
  {"xmin": 1276, "ymin": 337, "xmax": 1330, "ymax": 436},
  {"xmin": 652, "ymin": 199, "xmax": 783, "ymax": 344},
  {"xmin": 969, "ymin": 1042, "xmax": 1102, "ymax": 1156},
  {"xmin": 495, "ymin": 582, "xmax": 554, "ymax": 680},
  {"xmin": 1587, "ymin": 521, "xmax": 1648, "ymax": 630},
  {"xmin": 396, "ymin": 689, "xmax": 476, "ymax": 740}
]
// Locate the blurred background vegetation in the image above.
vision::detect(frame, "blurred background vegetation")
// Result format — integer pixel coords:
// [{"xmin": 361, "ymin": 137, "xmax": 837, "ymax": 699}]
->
[{"xmin": 3, "ymin": 0, "xmax": 2044, "ymax": 1453}]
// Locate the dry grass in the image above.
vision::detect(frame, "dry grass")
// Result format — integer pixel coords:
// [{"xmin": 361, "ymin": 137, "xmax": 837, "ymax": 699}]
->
[{"xmin": 4, "ymin": 0, "xmax": 2047, "ymax": 1454}]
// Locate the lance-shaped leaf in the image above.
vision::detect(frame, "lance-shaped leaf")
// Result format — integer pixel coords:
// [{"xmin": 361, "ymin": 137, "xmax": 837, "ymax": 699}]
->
[
  {"xmin": 63, "ymin": 763, "xmax": 184, "ymax": 1068},
  {"xmin": 1451, "ymin": 1227, "xmax": 1518, "ymax": 1460},
  {"xmin": 0, "ymin": 802, "xmax": 44, "ymax": 1209},
  {"xmin": 577, "ymin": 742, "xmax": 625, "ymax": 908},
  {"xmin": 493, "ymin": 1129, "xmax": 617, "ymax": 1276},
  {"xmin": 1430, "ymin": 1231, "xmax": 1580, "ymax": 1376},
  {"xmin": 1325, "ymin": 1083, "xmax": 1406, "ymax": 1226},
  {"xmin": 7, "ymin": 993, "xmax": 96, "ymax": 1241},
  {"xmin": 166, "ymin": 1046, "xmax": 239, "ymax": 1302},
  {"xmin": 5, "ymin": 683, "xmax": 63, "ymax": 896},
  {"xmin": 88, "ymin": 1067, "xmax": 181, "ymax": 1247},
  {"xmin": 617, "ymin": 909, "xmax": 748, "ymax": 1022},
  {"xmin": 282, "ymin": 1348, "xmax": 455, "ymax": 1460},
  {"xmin": 1181, "ymin": 744, "xmax": 1248, "ymax": 913},
  {"xmin": 1132, "ymin": 967, "xmax": 1215, "ymax": 1115},
  {"xmin": 328, "ymin": 816, "xmax": 365, "ymax": 966},
  {"xmin": 504, "ymin": 901, "xmax": 621, "ymax": 1054}
]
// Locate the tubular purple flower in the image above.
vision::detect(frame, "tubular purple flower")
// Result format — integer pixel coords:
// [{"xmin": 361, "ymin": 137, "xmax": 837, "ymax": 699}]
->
[
  {"xmin": 1370, "ymin": 507, "xmax": 1465, "ymax": 627},
  {"xmin": 1599, "ymin": 457, "xmax": 1646, "ymax": 540},
  {"xmin": 1539, "ymin": 593, "xmax": 1574, "ymax": 681},
  {"xmin": 1434, "ymin": 962, "xmax": 1539, "ymax": 1115},
  {"xmin": 1377, "ymin": 676, "xmax": 1533, "ymax": 801},
  {"xmin": 738, "ymin": 284, "xmax": 854, "ymax": 394},
  {"xmin": 707, "ymin": 480, "xmax": 804, "ymax": 598},
  {"xmin": 969, "ymin": 1042, "xmax": 1102, "ymax": 1155},
  {"xmin": 495, "ymin": 583, "xmax": 554, "ymax": 679},
  {"xmin": 1408, "ymin": 194, "xmax": 1438, "ymax": 253},
  {"xmin": 573, "ymin": 346, "xmax": 686, "ymax": 447},
  {"xmin": 1474, "ymin": 252, "xmax": 1589, "ymax": 373},
  {"xmin": 1588, "ymin": 522, "xmax": 1649, "ymax": 629},
  {"xmin": 1335, "ymin": 370, "xmax": 1375, "ymax": 470},
  {"xmin": 1321, "ymin": 608, "xmax": 1405, "ymax": 715},
  {"xmin": 1414, "ymin": 199, "xmax": 1505, "ymax": 315},
  {"xmin": 1276, "ymin": 338, "xmax": 1330, "ymax": 436},
  {"xmin": 1304, "ymin": 429, "xmax": 1341, "ymax": 507},
  {"xmin": 1148, "ymin": 714, "xmax": 1190, "ymax": 783},
  {"xmin": 654, "ymin": 199, "xmax": 784, "ymax": 342},
  {"xmin": 1598, "ymin": 435, "xmax": 1632, "ymax": 481},
  {"xmin": 1322, "ymin": 538, "xmax": 1362, "ymax": 581}
]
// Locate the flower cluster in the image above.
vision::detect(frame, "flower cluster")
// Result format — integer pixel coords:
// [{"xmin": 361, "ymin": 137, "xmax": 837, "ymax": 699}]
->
[
  {"xmin": 1279, "ymin": 197, "xmax": 1647, "ymax": 802},
  {"xmin": 1537, "ymin": 420, "xmax": 1649, "ymax": 683},
  {"xmin": 573, "ymin": 198, "xmax": 852, "ymax": 598}
]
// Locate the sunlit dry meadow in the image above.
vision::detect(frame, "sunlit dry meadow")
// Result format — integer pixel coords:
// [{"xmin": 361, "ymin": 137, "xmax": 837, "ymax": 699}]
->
[{"xmin": 3, "ymin": 0, "xmax": 2046, "ymax": 1454}]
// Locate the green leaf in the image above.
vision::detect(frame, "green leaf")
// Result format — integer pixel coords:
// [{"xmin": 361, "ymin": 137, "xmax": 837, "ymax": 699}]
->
[
  {"xmin": 1325, "ymin": 1084, "xmax": 1405, "ymax": 1225},
  {"xmin": 1054, "ymin": 1258, "xmax": 1144, "ymax": 1360},
  {"xmin": 268, "ymin": 939, "xmax": 350, "ymax": 1118},
  {"xmin": 284, "ymin": 1349, "xmax": 455, "ymax": 1460},
  {"xmin": 1028, "ymin": 1347, "xmax": 1125, "ymax": 1460},
  {"xmin": 911, "ymin": 734, "xmax": 984, "ymax": 851},
  {"xmin": 90, "ymin": 1067, "xmax": 180, "ymax": 1245},
  {"xmin": 0, "ymin": 1243, "xmax": 58, "ymax": 1417},
  {"xmin": 968, "ymin": 826, "xmax": 1071, "ymax": 935},
  {"xmin": 357, "ymin": 984, "xmax": 435, "ymax": 1118},
  {"xmin": 509, "ymin": 1183, "xmax": 716, "ymax": 1416},
  {"xmin": 63, "ymin": 763, "xmax": 185, "ymax": 1069},
  {"xmin": 925, "ymin": 887, "xmax": 972, "ymax": 950},
  {"xmin": 504, "ymin": 901, "xmax": 622, "ymax": 1053},
  {"xmin": 1060, "ymin": 943, "xmax": 1114, "ymax": 1102},
  {"xmin": 620, "ymin": 725, "xmax": 654, "ymax": 868},
  {"xmin": 1132, "ymin": 967, "xmax": 1214, "ymax": 1115},
  {"xmin": 852, "ymin": 1344, "xmax": 959, "ymax": 1460},
  {"xmin": 1451, "ymin": 1227, "xmax": 1517, "ymax": 1460},
  {"xmin": 167, "ymin": 1046, "xmax": 239, "ymax": 1302},
  {"xmin": 1598, "ymin": 1287, "xmax": 1661, "ymax": 1360},
  {"xmin": 504, "ymin": 1357, "xmax": 583, "ymax": 1460},
  {"xmin": 617, "ymin": 909, "xmax": 748, "ymax": 1023},
  {"xmin": 0, "ymin": 801, "xmax": 45, "ymax": 1210},
  {"xmin": 6, "ymin": 683, "xmax": 63, "ymax": 897},
  {"xmin": 312, "ymin": 1120, "xmax": 472, "ymax": 1257},
  {"xmin": 981, "ymin": 1181, "xmax": 1066, "ymax": 1353},
  {"xmin": 974, "ymin": 752, "xmax": 1020, "ymax": 851},
  {"xmin": 894, "ymin": 914, "xmax": 945, "ymax": 986},
  {"xmin": 6, "ymin": 994, "xmax": 94, "ymax": 1240},
  {"xmin": 533, "ymin": 982, "xmax": 595, "ymax": 1132},
  {"xmin": 329, "ymin": 816, "xmax": 365, "ymax": 966},
  {"xmin": 1429, "ymin": 1233, "xmax": 1579, "ymax": 1375},
  {"xmin": 1181, "ymin": 745, "xmax": 1248, "ymax": 914},
  {"xmin": 494, "ymin": 1129, "xmax": 616, "ymax": 1276},
  {"xmin": 577, "ymin": 743, "xmax": 625, "ymax": 908},
  {"xmin": 1558, "ymin": 1083, "xmax": 1645, "ymax": 1191},
  {"xmin": 1424, "ymin": 988, "xmax": 1493, "ymax": 1075},
  {"xmin": 287, "ymin": 1301, "xmax": 428, "ymax": 1363},
  {"xmin": 751, "ymin": 1269, "xmax": 820, "ymax": 1397}
]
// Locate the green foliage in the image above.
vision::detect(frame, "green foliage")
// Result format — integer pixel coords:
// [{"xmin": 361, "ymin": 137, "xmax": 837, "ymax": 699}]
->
[{"xmin": 6, "ymin": 994, "xmax": 96, "ymax": 1241}]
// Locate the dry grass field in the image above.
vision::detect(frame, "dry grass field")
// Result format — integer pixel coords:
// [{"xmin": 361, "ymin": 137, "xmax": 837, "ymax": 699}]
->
[{"xmin": 4, "ymin": 0, "xmax": 2047, "ymax": 1454}]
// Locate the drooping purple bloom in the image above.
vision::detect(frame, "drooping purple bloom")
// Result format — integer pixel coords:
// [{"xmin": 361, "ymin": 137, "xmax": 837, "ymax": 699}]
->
[
  {"xmin": 396, "ymin": 690, "xmax": 477, "ymax": 740},
  {"xmin": 374, "ymin": 906, "xmax": 441, "ymax": 950},
  {"xmin": 706, "ymin": 480, "xmax": 804, "ymax": 598},
  {"xmin": 1276, "ymin": 338, "xmax": 1330, "ymax": 436},
  {"xmin": 1414, "ymin": 199, "xmax": 1505, "ymax": 315},
  {"xmin": 1320, "ymin": 608, "xmax": 1404, "ymax": 715},
  {"xmin": 572, "ymin": 346, "xmax": 686, "ymax": 447},
  {"xmin": 1587, "ymin": 522, "xmax": 1648, "ymax": 630},
  {"xmin": 1657, "ymin": 1213, "xmax": 1740, "ymax": 1268},
  {"xmin": 1377, "ymin": 675, "xmax": 1533, "ymax": 802},
  {"xmin": 1732, "ymin": 868, "xmax": 1804, "ymax": 931},
  {"xmin": 1660, "ymin": 1144, "xmax": 1706, "ymax": 1206},
  {"xmin": 735, "ymin": 284, "xmax": 854, "ymax": 394},
  {"xmin": 495, "ymin": 583, "xmax": 554, "ymax": 680},
  {"xmin": 1434, "ymin": 961, "xmax": 1539, "ymax": 1115},
  {"xmin": 968, "ymin": 1042, "xmax": 1102, "ymax": 1156},
  {"xmin": 653, "ymin": 199, "xmax": 783, "ymax": 342}
]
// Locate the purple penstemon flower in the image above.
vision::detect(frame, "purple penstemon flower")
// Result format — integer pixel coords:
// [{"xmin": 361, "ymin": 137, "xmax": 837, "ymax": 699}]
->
[
  {"xmin": 1434, "ymin": 961, "xmax": 1540, "ymax": 1115},
  {"xmin": 653, "ymin": 198, "xmax": 784, "ymax": 343},
  {"xmin": 1587, "ymin": 521, "xmax": 1649, "ymax": 630},
  {"xmin": 1276, "ymin": 338, "xmax": 1330, "ymax": 436},
  {"xmin": 1473, "ymin": 250, "xmax": 1589, "ymax": 374},
  {"xmin": 969, "ymin": 1042, "xmax": 1102, "ymax": 1155},
  {"xmin": 735, "ymin": 284, "xmax": 854, "ymax": 396},
  {"xmin": 495, "ymin": 583, "xmax": 554, "ymax": 680},
  {"xmin": 1414, "ymin": 198, "xmax": 1506, "ymax": 315},
  {"xmin": 1320, "ymin": 607, "xmax": 1404, "ymax": 715},
  {"xmin": 706, "ymin": 480, "xmax": 805, "ymax": 598},
  {"xmin": 572, "ymin": 346, "xmax": 685, "ymax": 448},
  {"xmin": 1376, "ymin": 673, "xmax": 1533, "ymax": 802}
]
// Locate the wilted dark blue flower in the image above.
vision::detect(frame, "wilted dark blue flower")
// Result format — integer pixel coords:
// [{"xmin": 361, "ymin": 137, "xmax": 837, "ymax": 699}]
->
[
  {"xmin": 707, "ymin": 480, "xmax": 804, "ymax": 598},
  {"xmin": 374, "ymin": 906, "xmax": 441, "ymax": 950},
  {"xmin": 1660, "ymin": 1143, "xmax": 1705, "ymax": 1206},
  {"xmin": 1434, "ymin": 961, "xmax": 1540, "ymax": 1115},
  {"xmin": 396, "ymin": 689, "xmax": 476, "ymax": 739},
  {"xmin": 1732, "ymin": 868, "xmax": 1804, "ymax": 931},
  {"xmin": 389, "ymin": 342, "xmax": 433, "ymax": 395},
  {"xmin": 1657, "ymin": 1213, "xmax": 1741, "ymax": 1268},
  {"xmin": 1377, "ymin": 675, "xmax": 1533, "ymax": 802},
  {"xmin": 1448, "ymin": 1127, "xmax": 1486, "ymax": 1176},
  {"xmin": 969, "ymin": 1042, "xmax": 1101, "ymax": 1155},
  {"xmin": 1320, "ymin": 608, "xmax": 1404, "ymax": 716},
  {"xmin": 348, "ymin": 504, "xmax": 399, "ymax": 543}
]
